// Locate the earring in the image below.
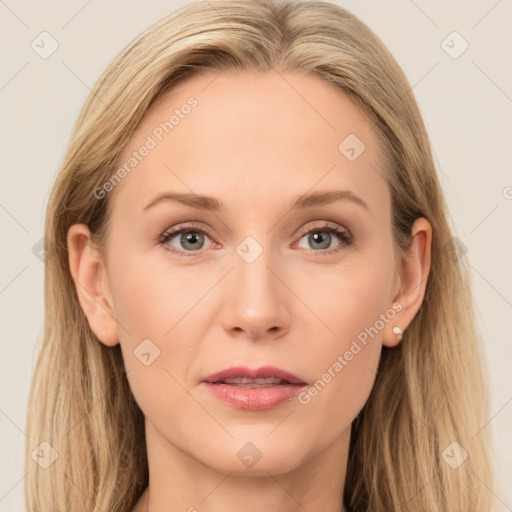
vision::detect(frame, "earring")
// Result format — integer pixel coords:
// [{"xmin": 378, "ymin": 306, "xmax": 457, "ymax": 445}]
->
[{"xmin": 392, "ymin": 326, "xmax": 403, "ymax": 341}]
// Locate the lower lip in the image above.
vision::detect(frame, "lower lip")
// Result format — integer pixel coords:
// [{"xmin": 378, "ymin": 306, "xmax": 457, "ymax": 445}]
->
[{"xmin": 202, "ymin": 382, "xmax": 306, "ymax": 410}]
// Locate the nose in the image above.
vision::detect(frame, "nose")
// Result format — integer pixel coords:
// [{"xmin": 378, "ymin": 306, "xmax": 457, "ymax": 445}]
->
[{"xmin": 221, "ymin": 246, "xmax": 291, "ymax": 340}]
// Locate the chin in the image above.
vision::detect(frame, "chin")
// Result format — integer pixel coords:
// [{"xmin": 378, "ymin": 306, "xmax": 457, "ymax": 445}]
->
[{"xmin": 199, "ymin": 437, "xmax": 307, "ymax": 477}]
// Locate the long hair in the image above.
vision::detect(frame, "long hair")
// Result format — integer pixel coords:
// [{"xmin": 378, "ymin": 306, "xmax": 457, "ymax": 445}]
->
[{"xmin": 25, "ymin": 1, "xmax": 493, "ymax": 510}]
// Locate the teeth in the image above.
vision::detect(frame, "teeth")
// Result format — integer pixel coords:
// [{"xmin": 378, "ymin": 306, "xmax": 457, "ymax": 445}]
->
[{"xmin": 221, "ymin": 377, "xmax": 284, "ymax": 385}]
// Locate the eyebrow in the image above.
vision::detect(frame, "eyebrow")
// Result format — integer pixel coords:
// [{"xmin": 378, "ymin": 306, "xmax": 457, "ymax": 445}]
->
[
  {"xmin": 290, "ymin": 190, "xmax": 369, "ymax": 211},
  {"xmin": 143, "ymin": 190, "xmax": 369, "ymax": 212},
  {"xmin": 143, "ymin": 193, "xmax": 223, "ymax": 212}
]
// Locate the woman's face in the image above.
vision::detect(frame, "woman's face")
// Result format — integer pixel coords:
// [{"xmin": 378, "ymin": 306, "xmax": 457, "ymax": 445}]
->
[{"xmin": 81, "ymin": 70, "xmax": 408, "ymax": 475}]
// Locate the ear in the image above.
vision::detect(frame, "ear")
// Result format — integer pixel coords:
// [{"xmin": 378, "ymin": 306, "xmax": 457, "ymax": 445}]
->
[
  {"xmin": 383, "ymin": 217, "xmax": 432, "ymax": 348},
  {"xmin": 67, "ymin": 223, "xmax": 119, "ymax": 347}
]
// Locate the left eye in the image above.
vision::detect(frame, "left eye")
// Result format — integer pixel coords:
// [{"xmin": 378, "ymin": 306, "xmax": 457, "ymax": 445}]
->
[{"xmin": 296, "ymin": 227, "xmax": 347, "ymax": 251}]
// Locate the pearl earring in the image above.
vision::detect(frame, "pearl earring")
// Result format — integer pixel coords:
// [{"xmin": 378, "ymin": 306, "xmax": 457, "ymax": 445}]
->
[{"xmin": 392, "ymin": 326, "xmax": 403, "ymax": 341}]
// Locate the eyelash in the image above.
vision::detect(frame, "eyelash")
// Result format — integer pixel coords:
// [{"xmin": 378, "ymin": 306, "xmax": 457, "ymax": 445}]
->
[{"xmin": 157, "ymin": 221, "xmax": 353, "ymax": 257}]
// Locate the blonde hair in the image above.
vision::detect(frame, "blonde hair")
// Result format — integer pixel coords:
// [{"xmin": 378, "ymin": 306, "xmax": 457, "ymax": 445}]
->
[{"xmin": 25, "ymin": 1, "xmax": 493, "ymax": 510}]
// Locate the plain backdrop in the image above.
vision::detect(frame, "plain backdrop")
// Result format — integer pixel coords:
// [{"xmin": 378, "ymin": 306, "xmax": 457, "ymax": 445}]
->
[{"xmin": 1, "ymin": 0, "xmax": 511, "ymax": 510}]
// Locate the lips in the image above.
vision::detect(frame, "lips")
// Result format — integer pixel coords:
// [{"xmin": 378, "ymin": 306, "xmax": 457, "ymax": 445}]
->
[
  {"xmin": 201, "ymin": 365, "xmax": 308, "ymax": 410},
  {"xmin": 202, "ymin": 366, "xmax": 307, "ymax": 386}
]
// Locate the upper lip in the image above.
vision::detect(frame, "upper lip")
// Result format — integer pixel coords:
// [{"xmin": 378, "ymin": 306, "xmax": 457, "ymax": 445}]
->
[{"xmin": 202, "ymin": 366, "xmax": 307, "ymax": 385}]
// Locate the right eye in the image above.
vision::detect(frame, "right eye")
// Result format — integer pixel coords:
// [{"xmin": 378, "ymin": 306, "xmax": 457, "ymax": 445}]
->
[{"xmin": 158, "ymin": 223, "xmax": 217, "ymax": 256}]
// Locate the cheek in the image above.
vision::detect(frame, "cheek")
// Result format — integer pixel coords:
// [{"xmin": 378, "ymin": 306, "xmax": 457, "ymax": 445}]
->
[
  {"xmin": 298, "ymin": 253, "xmax": 394, "ymax": 346},
  {"xmin": 293, "ymin": 255, "xmax": 394, "ymax": 425},
  {"xmin": 108, "ymin": 254, "xmax": 206, "ymax": 342},
  {"xmin": 106, "ymin": 256, "xmax": 213, "ymax": 415}
]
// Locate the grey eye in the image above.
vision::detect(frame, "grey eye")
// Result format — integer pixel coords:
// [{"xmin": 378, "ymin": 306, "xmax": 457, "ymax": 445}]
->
[
  {"xmin": 166, "ymin": 230, "xmax": 210, "ymax": 251},
  {"xmin": 307, "ymin": 231, "xmax": 332, "ymax": 250},
  {"xmin": 179, "ymin": 231, "xmax": 204, "ymax": 250},
  {"xmin": 297, "ymin": 230, "xmax": 340, "ymax": 251}
]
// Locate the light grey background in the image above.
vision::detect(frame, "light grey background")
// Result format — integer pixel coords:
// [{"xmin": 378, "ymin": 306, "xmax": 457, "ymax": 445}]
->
[{"xmin": 1, "ymin": 1, "xmax": 511, "ymax": 510}]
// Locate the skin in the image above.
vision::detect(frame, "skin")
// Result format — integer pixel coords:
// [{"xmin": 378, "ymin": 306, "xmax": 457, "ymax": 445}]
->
[{"xmin": 67, "ymin": 70, "xmax": 431, "ymax": 512}]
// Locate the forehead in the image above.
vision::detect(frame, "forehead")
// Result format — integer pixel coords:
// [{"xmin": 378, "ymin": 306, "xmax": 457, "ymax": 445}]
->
[{"xmin": 109, "ymin": 70, "xmax": 388, "ymax": 216}]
